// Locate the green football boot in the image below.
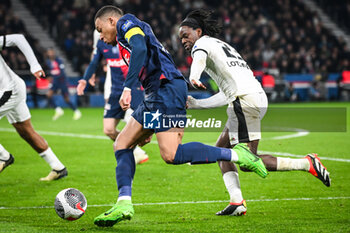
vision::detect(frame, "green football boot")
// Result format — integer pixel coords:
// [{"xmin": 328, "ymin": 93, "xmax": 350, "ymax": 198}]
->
[
  {"xmin": 94, "ymin": 199, "xmax": 134, "ymax": 227},
  {"xmin": 234, "ymin": 143, "xmax": 268, "ymax": 178}
]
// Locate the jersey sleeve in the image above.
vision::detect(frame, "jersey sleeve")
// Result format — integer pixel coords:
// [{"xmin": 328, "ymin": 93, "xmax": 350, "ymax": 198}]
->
[
  {"xmin": 0, "ymin": 35, "xmax": 5, "ymax": 51},
  {"xmin": 83, "ymin": 46, "xmax": 102, "ymax": 80},
  {"xmin": 191, "ymin": 37, "xmax": 210, "ymax": 58},
  {"xmin": 117, "ymin": 17, "xmax": 145, "ymax": 43},
  {"xmin": 2, "ymin": 34, "xmax": 42, "ymax": 73}
]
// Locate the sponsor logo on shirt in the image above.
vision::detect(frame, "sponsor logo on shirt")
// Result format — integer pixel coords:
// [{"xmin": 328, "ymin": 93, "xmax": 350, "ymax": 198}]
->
[
  {"xmin": 106, "ymin": 58, "xmax": 126, "ymax": 67},
  {"xmin": 122, "ymin": 20, "xmax": 134, "ymax": 32}
]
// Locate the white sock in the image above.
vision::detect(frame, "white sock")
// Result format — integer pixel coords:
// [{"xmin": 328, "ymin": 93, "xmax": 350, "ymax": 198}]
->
[
  {"xmin": 230, "ymin": 150, "xmax": 239, "ymax": 162},
  {"xmin": 39, "ymin": 147, "xmax": 65, "ymax": 171},
  {"xmin": 117, "ymin": 196, "xmax": 131, "ymax": 202},
  {"xmin": 223, "ymin": 171, "xmax": 243, "ymax": 204},
  {"xmin": 0, "ymin": 144, "xmax": 10, "ymax": 160},
  {"xmin": 276, "ymin": 157, "xmax": 309, "ymax": 171}
]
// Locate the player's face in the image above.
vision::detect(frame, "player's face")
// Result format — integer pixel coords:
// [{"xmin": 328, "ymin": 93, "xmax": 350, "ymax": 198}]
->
[
  {"xmin": 47, "ymin": 49, "xmax": 55, "ymax": 59},
  {"xmin": 178, "ymin": 26, "xmax": 201, "ymax": 52},
  {"xmin": 95, "ymin": 17, "xmax": 118, "ymax": 46}
]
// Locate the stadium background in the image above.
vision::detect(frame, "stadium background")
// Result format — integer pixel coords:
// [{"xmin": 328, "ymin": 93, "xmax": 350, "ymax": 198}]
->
[{"xmin": 0, "ymin": 0, "xmax": 350, "ymax": 232}]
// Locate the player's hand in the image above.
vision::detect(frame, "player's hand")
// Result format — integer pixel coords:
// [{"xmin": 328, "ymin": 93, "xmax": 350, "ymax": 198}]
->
[
  {"xmin": 77, "ymin": 79, "xmax": 87, "ymax": 96},
  {"xmin": 119, "ymin": 88, "xmax": 132, "ymax": 111},
  {"xmin": 33, "ymin": 70, "xmax": 45, "ymax": 80},
  {"xmin": 190, "ymin": 79, "xmax": 206, "ymax": 90},
  {"xmin": 187, "ymin": 95, "xmax": 196, "ymax": 109},
  {"xmin": 88, "ymin": 74, "xmax": 96, "ymax": 86},
  {"xmin": 138, "ymin": 134, "xmax": 153, "ymax": 147}
]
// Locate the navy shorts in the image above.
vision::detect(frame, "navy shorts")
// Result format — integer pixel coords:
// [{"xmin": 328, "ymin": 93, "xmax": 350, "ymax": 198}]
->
[
  {"xmin": 104, "ymin": 89, "xmax": 144, "ymax": 119},
  {"xmin": 132, "ymin": 77, "xmax": 188, "ymax": 133},
  {"xmin": 51, "ymin": 80, "xmax": 69, "ymax": 95}
]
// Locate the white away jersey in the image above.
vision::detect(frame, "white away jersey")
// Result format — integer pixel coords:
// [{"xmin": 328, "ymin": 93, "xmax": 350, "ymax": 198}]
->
[
  {"xmin": 0, "ymin": 36, "xmax": 18, "ymax": 92},
  {"xmin": 191, "ymin": 36, "xmax": 263, "ymax": 102},
  {"xmin": 0, "ymin": 34, "xmax": 42, "ymax": 93}
]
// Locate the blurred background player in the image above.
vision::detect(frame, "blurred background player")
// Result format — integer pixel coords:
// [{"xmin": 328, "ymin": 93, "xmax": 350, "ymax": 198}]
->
[
  {"xmin": 0, "ymin": 34, "xmax": 67, "ymax": 181},
  {"xmin": 180, "ymin": 10, "xmax": 331, "ymax": 215},
  {"xmin": 45, "ymin": 48, "xmax": 81, "ymax": 121},
  {"xmin": 77, "ymin": 30, "xmax": 148, "ymax": 164}
]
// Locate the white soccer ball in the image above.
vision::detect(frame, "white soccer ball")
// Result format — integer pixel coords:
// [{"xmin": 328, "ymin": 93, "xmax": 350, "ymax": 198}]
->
[{"xmin": 54, "ymin": 188, "xmax": 87, "ymax": 221}]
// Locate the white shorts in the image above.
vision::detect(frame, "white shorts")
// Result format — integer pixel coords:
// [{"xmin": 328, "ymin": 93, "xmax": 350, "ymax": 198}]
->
[
  {"xmin": 226, "ymin": 92, "xmax": 268, "ymax": 145},
  {"xmin": 0, "ymin": 78, "xmax": 31, "ymax": 124}
]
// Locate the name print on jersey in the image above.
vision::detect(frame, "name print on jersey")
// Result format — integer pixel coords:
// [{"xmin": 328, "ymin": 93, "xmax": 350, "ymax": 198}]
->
[{"xmin": 214, "ymin": 40, "xmax": 251, "ymax": 70}]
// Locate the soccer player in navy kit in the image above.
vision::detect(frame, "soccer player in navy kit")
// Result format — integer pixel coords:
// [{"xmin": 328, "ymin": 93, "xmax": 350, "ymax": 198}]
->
[
  {"xmin": 45, "ymin": 48, "xmax": 81, "ymax": 120},
  {"xmin": 77, "ymin": 37, "xmax": 148, "ymax": 164},
  {"xmin": 93, "ymin": 6, "xmax": 268, "ymax": 227}
]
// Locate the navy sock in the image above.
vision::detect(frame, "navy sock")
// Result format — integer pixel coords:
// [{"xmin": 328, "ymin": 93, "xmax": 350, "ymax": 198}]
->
[
  {"xmin": 115, "ymin": 149, "xmax": 135, "ymax": 197},
  {"xmin": 173, "ymin": 142, "xmax": 232, "ymax": 165},
  {"xmin": 65, "ymin": 100, "xmax": 77, "ymax": 111}
]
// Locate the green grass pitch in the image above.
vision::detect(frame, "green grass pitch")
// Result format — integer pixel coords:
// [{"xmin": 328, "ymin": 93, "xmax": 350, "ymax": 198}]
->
[{"xmin": 0, "ymin": 102, "xmax": 349, "ymax": 232}]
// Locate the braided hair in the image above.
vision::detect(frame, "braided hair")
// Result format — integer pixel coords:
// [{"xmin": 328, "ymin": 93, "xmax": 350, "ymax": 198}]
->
[{"xmin": 180, "ymin": 9, "xmax": 221, "ymax": 37}]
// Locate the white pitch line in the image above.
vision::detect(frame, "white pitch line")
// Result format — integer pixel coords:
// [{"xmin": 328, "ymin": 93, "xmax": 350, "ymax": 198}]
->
[
  {"xmin": 0, "ymin": 127, "xmax": 110, "ymax": 140},
  {"xmin": 258, "ymin": 150, "xmax": 350, "ymax": 163},
  {"xmin": 1, "ymin": 127, "xmax": 349, "ymax": 162},
  {"xmin": 0, "ymin": 196, "xmax": 349, "ymax": 210}
]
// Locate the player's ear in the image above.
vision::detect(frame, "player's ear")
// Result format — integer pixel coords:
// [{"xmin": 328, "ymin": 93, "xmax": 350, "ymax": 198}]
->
[
  {"xmin": 108, "ymin": 17, "xmax": 115, "ymax": 26},
  {"xmin": 196, "ymin": 28, "xmax": 202, "ymax": 37}
]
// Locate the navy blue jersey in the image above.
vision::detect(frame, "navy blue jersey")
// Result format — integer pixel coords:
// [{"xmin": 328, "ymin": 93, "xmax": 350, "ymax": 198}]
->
[
  {"xmin": 46, "ymin": 58, "xmax": 66, "ymax": 82},
  {"xmin": 84, "ymin": 40, "xmax": 143, "ymax": 94},
  {"xmin": 96, "ymin": 40, "xmax": 128, "ymax": 94},
  {"xmin": 116, "ymin": 14, "xmax": 183, "ymax": 94}
]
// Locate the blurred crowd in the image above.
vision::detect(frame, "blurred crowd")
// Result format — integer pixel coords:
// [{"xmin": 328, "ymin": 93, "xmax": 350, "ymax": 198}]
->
[
  {"xmin": 0, "ymin": 0, "xmax": 45, "ymax": 72},
  {"xmin": 1, "ymin": 0, "xmax": 350, "ymax": 80},
  {"xmin": 314, "ymin": 0, "xmax": 350, "ymax": 34}
]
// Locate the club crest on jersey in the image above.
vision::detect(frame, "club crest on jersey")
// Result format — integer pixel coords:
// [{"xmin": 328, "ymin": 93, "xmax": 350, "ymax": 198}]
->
[{"xmin": 122, "ymin": 20, "xmax": 134, "ymax": 32}]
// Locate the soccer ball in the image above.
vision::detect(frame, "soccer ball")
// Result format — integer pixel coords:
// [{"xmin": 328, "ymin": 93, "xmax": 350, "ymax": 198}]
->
[{"xmin": 54, "ymin": 188, "xmax": 87, "ymax": 221}]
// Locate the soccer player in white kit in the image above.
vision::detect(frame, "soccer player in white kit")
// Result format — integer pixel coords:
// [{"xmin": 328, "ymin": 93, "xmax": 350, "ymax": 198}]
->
[
  {"xmin": 0, "ymin": 34, "xmax": 67, "ymax": 181},
  {"xmin": 179, "ymin": 10, "xmax": 331, "ymax": 216}
]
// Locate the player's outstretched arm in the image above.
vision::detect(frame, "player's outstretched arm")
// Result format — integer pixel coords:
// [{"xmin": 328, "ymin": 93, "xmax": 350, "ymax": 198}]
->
[
  {"xmin": 120, "ymin": 32, "xmax": 147, "ymax": 111},
  {"xmin": 88, "ymin": 74, "xmax": 96, "ymax": 86},
  {"xmin": 189, "ymin": 50, "xmax": 207, "ymax": 89},
  {"xmin": 33, "ymin": 70, "xmax": 46, "ymax": 80},
  {"xmin": 77, "ymin": 80, "xmax": 87, "ymax": 96},
  {"xmin": 187, "ymin": 91, "xmax": 228, "ymax": 109},
  {"xmin": 3, "ymin": 34, "xmax": 43, "ymax": 75}
]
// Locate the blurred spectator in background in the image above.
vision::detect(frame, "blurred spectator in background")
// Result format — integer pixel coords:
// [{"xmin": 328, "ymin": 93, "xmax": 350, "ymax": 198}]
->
[{"xmin": 45, "ymin": 48, "xmax": 82, "ymax": 120}]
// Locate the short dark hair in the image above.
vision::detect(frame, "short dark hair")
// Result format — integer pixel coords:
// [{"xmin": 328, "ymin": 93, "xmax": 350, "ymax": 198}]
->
[{"xmin": 94, "ymin": 5, "xmax": 123, "ymax": 22}]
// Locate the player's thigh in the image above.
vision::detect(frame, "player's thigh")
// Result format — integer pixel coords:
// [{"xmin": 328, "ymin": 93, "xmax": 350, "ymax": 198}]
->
[
  {"xmin": 114, "ymin": 116, "xmax": 152, "ymax": 150},
  {"xmin": 240, "ymin": 92, "xmax": 268, "ymax": 142},
  {"xmin": 103, "ymin": 118, "xmax": 120, "ymax": 132},
  {"xmin": 3, "ymin": 81, "xmax": 31, "ymax": 125},
  {"xmin": 61, "ymin": 85, "xmax": 70, "ymax": 99},
  {"xmin": 6, "ymin": 99, "xmax": 31, "ymax": 125},
  {"xmin": 155, "ymin": 128, "xmax": 184, "ymax": 162},
  {"xmin": 227, "ymin": 92, "xmax": 267, "ymax": 145}
]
